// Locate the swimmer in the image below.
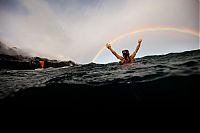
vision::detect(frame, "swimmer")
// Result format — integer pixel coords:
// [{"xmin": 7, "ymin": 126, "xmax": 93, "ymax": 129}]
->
[{"xmin": 106, "ymin": 39, "xmax": 142, "ymax": 64}]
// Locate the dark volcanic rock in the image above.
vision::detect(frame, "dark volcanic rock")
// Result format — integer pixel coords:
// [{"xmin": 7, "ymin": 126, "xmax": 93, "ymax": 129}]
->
[
  {"xmin": 0, "ymin": 41, "xmax": 76, "ymax": 70},
  {"xmin": 0, "ymin": 54, "xmax": 76, "ymax": 70}
]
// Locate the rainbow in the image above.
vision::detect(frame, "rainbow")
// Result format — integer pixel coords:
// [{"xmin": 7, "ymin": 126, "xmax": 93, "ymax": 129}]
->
[{"xmin": 92, "ymin": 26, "xmax": 200, "ymax": 62}]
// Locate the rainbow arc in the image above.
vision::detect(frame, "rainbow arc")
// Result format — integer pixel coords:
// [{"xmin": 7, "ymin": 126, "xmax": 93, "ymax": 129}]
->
[{"xmin": 92, "ymin": 26, "xmax": 200, "ymax": 62}]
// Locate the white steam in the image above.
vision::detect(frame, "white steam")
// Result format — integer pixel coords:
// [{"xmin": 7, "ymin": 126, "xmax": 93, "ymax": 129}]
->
[{"xmin": 0, "ymin": 0, "xmax": 199, "ymax": 63}]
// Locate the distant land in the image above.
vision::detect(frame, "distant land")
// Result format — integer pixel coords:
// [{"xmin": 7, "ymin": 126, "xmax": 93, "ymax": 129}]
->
[{"xmin": 0, "ymin": 41, "xmax": 76, "ymax": 70}]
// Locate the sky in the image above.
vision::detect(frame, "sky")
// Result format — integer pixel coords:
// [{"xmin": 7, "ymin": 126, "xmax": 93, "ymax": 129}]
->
[{"xmin": 0, "ymin": 0, "xmax": 199, "ymax": 64}]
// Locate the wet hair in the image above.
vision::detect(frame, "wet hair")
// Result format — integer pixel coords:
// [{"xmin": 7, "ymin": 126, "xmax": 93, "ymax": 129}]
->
[{"xmin": 122, "ymin": 50, "xmax": 130, "ymax": 58}]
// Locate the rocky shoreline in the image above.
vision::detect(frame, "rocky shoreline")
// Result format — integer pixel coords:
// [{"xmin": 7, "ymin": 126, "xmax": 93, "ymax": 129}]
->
[
  {"xmin": 0, "ymin": 54, "xmax": 76, "ymax": 70},
  {"xmin": 0, "ymin": 41, "xmax": 76, "ymax": 70}
]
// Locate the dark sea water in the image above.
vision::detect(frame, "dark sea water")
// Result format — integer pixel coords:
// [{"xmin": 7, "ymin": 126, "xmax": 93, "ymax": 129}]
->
[{"xmin": 0, "ymin": 50, "xmax": 200, "ymax": 109}]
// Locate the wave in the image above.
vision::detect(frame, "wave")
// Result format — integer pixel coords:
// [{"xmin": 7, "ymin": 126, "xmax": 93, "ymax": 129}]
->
[{"xmin": 0, "ymin": 49, "xmax": 200, "ymax": 108}]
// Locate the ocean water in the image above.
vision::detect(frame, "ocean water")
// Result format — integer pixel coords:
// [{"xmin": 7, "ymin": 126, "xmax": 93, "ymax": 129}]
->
[{"xmin": 0, "ymin": 50, "xmax": 200, "ymax": 109}]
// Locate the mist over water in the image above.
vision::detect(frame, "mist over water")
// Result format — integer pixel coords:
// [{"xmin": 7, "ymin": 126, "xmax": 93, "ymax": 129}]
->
[{"xmin": 0, "ymin": 0, "xmax": 199, "ymax": 63}]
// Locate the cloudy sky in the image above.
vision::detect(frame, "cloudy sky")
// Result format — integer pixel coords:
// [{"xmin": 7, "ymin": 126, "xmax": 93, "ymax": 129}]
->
[{"xmin": 0, "ymin": 0, "xmax": 199, "ymax": 63}]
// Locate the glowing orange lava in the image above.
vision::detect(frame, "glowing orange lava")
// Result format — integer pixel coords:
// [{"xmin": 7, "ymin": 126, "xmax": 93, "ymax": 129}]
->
[{"xmin": 39, "ymin": 61, "xmax": 45, "ymax": 69}]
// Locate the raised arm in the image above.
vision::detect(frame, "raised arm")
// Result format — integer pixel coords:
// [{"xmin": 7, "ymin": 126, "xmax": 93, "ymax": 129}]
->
[
  {"xmin": 130, "ymin": 39, "xmax": 142, "ymax": 60},
  {"xmin": 106, "ymin": 43, "xmax": 123, "ymax": 61}
]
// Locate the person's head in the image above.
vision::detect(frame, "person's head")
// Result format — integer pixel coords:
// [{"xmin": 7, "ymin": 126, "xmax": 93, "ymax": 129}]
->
[{"xmin": 122, "ymin": 50, "xmax": 130, "ymax": 59}]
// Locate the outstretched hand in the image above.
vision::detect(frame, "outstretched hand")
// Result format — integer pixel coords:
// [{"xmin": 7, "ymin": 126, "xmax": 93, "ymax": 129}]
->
[
  {"xmin": 106, "ymin": 43, "xmax": 112, "ymax": 49},
  {"xmin": 138, "ymin": 39, "xmax": 142, "ymax": 44}
]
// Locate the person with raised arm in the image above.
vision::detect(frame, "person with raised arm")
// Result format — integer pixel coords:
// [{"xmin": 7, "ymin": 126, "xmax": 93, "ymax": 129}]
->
[{"xmin": 106, "ymin": 39, "xmax": 142, "ymax": 64}]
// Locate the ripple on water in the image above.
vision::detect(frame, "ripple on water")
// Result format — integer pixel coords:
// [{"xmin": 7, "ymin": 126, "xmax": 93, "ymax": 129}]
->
[{"xmin": 0, "ymin": 50, "xmax": 200, "ymax": 99}]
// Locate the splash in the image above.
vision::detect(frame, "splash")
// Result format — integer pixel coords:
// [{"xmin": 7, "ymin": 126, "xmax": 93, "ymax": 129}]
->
[{"xmin": 92, "ymin": 26, "xmax": 200, "ymax": 62}]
